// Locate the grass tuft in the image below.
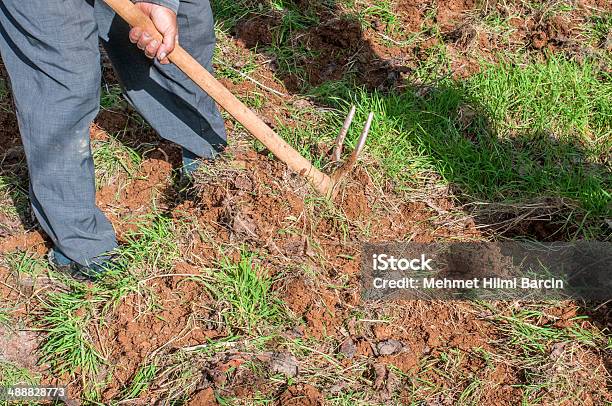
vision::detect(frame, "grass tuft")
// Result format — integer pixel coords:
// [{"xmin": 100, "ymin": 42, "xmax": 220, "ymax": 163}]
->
[
  {"xmin": 4, "ymin": 251, "xmax": 47, "ymax": 280},
  {"xmin": 118, "ymin": 213, "xmax": 181, "ymax": 274},
  {"xmin": 0, "ymin": 361, "xmax": 40, "ymax": 388},
  {"xmin": 121, "ymin": 363, "xmax": 158, "ymax": 400},
  {"xmin": 38, "ymin": 288, "xmax": 104, "ymax": 377},
  {"xmin": 92, "ymin": 134, "xmax": 142, "ymax": 188},
  {"xmin": 204, "ymin": 251, "xmax": 285, "ymax": 334},
  {"xmin": 0, "ymin": 173, "xmax": 29, "ymax": 222}
]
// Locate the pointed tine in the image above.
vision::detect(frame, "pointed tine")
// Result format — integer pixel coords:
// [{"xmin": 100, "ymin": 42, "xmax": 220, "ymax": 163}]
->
[
  {"xmin": 332, "ymin": 105, "xmax": 356, "ymax": 162},
  {"xmin": 330, "ymin": 111, "xmax": 374, "ymax": 188},
  {"xmin": 350, "ymin": 111, "xmax": 374, "ymax": 160}
]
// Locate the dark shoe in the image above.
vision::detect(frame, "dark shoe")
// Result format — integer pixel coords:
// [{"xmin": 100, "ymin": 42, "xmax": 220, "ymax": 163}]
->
[{"xmin": 48, "ymin": 248, "xmax": 115, "ymax": 281}]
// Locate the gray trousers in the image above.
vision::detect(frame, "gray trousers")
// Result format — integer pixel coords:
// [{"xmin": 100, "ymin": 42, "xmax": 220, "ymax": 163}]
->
[{"xmin": 0, "ymin": 0, "xmax": 226, "ymax": 265}]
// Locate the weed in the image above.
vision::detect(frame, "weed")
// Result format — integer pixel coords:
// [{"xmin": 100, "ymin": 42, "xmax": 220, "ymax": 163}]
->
[
  {"xmin": 118, "ymin": 212, "xmax": 181, "ymax": 274},
  {"xmin": 204, "ymin": 251, "xmax": 284, "ymax": 334},
  {"xmin": 214, "ymin": 52, "xmax": 259, "ymax": 85},
  {"xmin": 100, "ymin": 83, "xmax": 126, "ymax": 111},
  {"xmin": 269, "ymin": 0, "xmax": 319, "ymax": 44},
  {"xmin": 482, "ymin": 305, "xmax": 611, "ymax": 403},
  {"xmin": 327, "ymin": 390, "xmax": 376, "ymax": 405},
  {"xmin": 0, "ymin": 361, "xmax": 40, "ymax": 389},
  {"xmin": 275, "ymin": 108, "xmax": 337, "ymax": 167},
  {"xmin": 122, "ymin": 363, "xmax": 158, "ymax": 400},
  {"xmin": 358, "ymin": 0, "xmax": 401, "ymax": 35},
  {"xmin": 496, "ymin": 309, "xmax": 607, "ymax": 356},
  {"xmin": 588, "ymin": 12, "xmax": 612, "ymax": 41},
  {"xmin": 4, "ymin": 251, "xmax": 47, "ymax": 280},
  {"xmin": 211, "ymin": 0, "xmax": 258, "ymax": 32},
  {"xmin": 38, "ymin": 288, "xmax": 104, "ymax": 377},
  {"xmin": 266, "ymin": 43, "xmax": 317, "ymax": 90},
  {"xmin": 0, "ymin": 310, "xmax": 11, "ymax": 328}
]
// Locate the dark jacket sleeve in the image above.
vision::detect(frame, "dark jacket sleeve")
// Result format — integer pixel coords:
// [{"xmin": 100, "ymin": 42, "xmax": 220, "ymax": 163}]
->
[{"xmin": 133, "ymin": 0, "xmax": 179, "ymax": 13}]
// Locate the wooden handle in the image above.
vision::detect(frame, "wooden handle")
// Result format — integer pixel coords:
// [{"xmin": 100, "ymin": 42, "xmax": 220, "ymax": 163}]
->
[{"xmin": 102, "ymin": 0, "xmax": 333, "ymax": 195}]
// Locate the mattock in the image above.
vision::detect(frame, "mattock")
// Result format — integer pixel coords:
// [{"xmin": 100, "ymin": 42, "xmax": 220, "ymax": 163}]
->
[{"xmin": 103, "ymin": 0, "xmax": 373, "ymax": 197}]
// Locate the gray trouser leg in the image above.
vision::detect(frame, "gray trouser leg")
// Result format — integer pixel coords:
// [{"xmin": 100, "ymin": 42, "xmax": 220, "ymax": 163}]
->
[
  {"xmin": 0, "ymin": 0, "xmax": 117, "ymax": 265},
  {"xmin": 95, "ymin": 0, "xmax": 227, "ymax": 158}
]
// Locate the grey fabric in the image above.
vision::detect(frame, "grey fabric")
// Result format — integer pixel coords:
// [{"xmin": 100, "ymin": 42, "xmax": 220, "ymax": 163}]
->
[
  {"xmin": 0, "ymin": 0, "xmax": 226, "ymax": 266},
  {"xmin": 133, "ymin": 0, "xmax": 180, "ymax": 14}
]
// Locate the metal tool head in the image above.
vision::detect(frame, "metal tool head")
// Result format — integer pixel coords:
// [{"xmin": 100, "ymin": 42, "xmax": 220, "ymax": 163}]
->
[{"xmin": 328, "ymin": 105, "xmax": 374, "ymax": 196}]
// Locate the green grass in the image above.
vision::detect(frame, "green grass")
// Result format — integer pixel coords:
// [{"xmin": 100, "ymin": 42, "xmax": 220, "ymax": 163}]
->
[
  {"xmin": 414, "ymin": 349, "xmax": 487, "ymax": 403},
  {"xmin": 267, "ymin": 42, "xmax": 318, "ymax": 90},
  {"xmin": 358, "ymin": 0, "xmax": 401, "ymax": 35},
  {"xmin": 92, "ymin": 134, "xmax": 142, "ymax": 188},
  {"xmin": 471, "ymin": 59, "xmax": 611, "ymax": 143},
  {"xmin": 486, "ymin": 306, "xmax": 610, "ymax": 403},
  {"xmin": 0, "ymin": 361, "xmax": 40, "ymax": 391},
  {"xmin": 211, "ymin": 0, "xmax": 257, "ymax": 31},
  {"xmin": 117, "ymin": 212, "xmax": 181, "ymax": 274},
  {"xmin": 0, "ymin": 310, "xmax": 11, "ymax": 328},
  {"xmin": 306, "ymin": 57, "xmax": 611, "ymax": 234},
  {"xmin": 38, "ymin": 288, "xmax": 104, "ymax": 377},
  {"xmin": 69, "ymin": 212, "xmax": 184, "ymax": 311},
  {"xmin": 0, "ymin": 173, "xmax": 29, "ymax": 219},
  {"xmin": 34, "ymin": 275, "xmax": 133, "ymax": 400},
  {"xmin": 100, "ymin": 83, "xmax": 127, "ymax": 111},
  {"xmin": 212, "ymin": 0, "xmax": 319, "ymax": 36},
  {"xmin": 269, "ymin": 0, "xmax": 320, "ymax": 44},
  {"xmin": 214, "ymin": 54, "xmax": 259, "ymax": 85},
  {"xmin": 585, "ymin": 12, "xmax": 612, "ymax": 44},
  {"xmin": 204, "ymin": 251, "xmax": 285, "ymax": 334},
  {"xmin": 4, "ymin": 251, "xmax": 48, "ymax": 280},
  {"xmin": 496, "ymin": 309, "xmax": 606, "ymax": 357},
  {"xmin": 529, "ymin": 1, "xmax": 575, "ymax": 17},
  {"xmin": 121, "ymin": 363, "xmax": 158, "ymax": 400}
]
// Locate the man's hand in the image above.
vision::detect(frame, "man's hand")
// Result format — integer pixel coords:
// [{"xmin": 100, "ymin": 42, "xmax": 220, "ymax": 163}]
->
[{"xmin": 129, "ymin": 3, "xmax": 178, "ymax": 64}]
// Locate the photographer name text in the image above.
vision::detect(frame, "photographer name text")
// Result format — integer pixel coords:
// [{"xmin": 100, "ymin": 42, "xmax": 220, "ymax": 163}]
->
[{"xmin": 372, "ymin": 277, "xmax": 564, "ymax": 290}]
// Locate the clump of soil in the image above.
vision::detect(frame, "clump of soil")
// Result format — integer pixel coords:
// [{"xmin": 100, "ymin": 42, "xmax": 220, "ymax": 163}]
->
[
  {"xmin": 0, "ymin": 325, "xmax": 41, "ymax": 370},
  {"xmin": 530, "ymin": 14, "xmax": 577, "ymax": 50},
  {"xmin": 188, "ymin": 388, "xmax": 217, "ymax": 405},
  {"xmin": 278, "ymin": 384, "xmax": 323, "ymax": 405},
  {"xmin": 100, "ymin": 273, "xmax": 221, "ymax": 401},
  {"xmin": 236, "ymin": 16, "xmax": 277, "ymax": 48},
  {"xmin": 0, "ymin": 230, "xmax": 48, "ymax": 256}
]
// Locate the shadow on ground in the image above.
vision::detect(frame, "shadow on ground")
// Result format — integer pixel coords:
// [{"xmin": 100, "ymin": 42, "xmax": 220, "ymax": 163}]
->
[{"xmin": 211, "ymin": 0, "xmax": 611, "ymax": 241}]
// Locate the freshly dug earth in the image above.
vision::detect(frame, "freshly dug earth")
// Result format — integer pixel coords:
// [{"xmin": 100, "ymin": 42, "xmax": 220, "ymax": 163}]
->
[{"xmin": 2, "ymin": 125, "xmax": 609, "ymax": 403}]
